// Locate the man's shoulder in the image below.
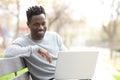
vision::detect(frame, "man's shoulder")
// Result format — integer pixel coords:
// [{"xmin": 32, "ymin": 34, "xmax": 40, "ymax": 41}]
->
[
  {"xmin": 45, "ymin": 31, "xmax": 61, "ymax": 41},
  {"xmin": 45, "ymin": 31, "xmax": 59, "ymax": 36},
  {"xmin": 46, "ymin": 31, "xmax": 57, "ymax": 34}
]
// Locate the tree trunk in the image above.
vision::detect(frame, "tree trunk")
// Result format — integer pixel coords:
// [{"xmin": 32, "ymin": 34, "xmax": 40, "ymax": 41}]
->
[
  {"xmin": 109, "ymin": 38, "xmax": 114, "ymax": 59},
  {"xmin": 14, "ymin": 0, "xmax": 19, "ymax": 39}
]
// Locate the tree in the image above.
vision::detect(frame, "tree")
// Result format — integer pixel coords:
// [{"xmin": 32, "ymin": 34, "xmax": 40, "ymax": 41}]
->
[
  {"xmin": 0, "ymin": 0, "xmax": 17, "ymax": 48},
  {"xmin": 14, "ymin": 0, "xmax": 20, "ymax": 39},
  {"xmin": 46, "ymin": 0, "xmax": 73, "ymax": 33},
  {"xmin": 102, "ymin": 0, "xmax": 120, "ymax": 58}
]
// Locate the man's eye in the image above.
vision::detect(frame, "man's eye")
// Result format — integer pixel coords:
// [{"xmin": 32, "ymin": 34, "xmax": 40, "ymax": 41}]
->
[
  {"xmin": 34, "ymin": 24, "xmax": 39, "ymax": 26},
  {"xmin": 42, "ymin": 22, "xmax": 46, "ymax": 26}
]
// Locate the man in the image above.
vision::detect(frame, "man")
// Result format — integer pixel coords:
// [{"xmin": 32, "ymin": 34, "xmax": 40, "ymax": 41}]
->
[{"xmin": 4, "ymin": 5, "xmax": 66, "ymax": 80}]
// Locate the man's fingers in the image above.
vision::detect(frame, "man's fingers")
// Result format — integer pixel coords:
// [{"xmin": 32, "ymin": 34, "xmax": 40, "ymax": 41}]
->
[
  {"xmin": 44, "ymin": 53, "xmax": 52, "ymax": 63},
  {"xmin": 46, "ymin": 53, "xmax": 52, "ymax": 63},
  {"xmin": 38, "ymin": 50, "xmax": 52, "ymax": 63},
  {"xmin": 38, "ymin": 51, "xmax": 45, "ymax": 57}
]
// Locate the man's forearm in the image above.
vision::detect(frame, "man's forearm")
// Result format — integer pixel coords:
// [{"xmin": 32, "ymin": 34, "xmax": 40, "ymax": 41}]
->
[{"xmin": 4, "ymin": 45, "xmax": 39, "ymax": 58}]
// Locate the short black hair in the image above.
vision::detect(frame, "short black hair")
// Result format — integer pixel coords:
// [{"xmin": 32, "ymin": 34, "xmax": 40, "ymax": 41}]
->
[{"xmin": 26, "ymin": 5, "xmax": 46, "ymax": 22}]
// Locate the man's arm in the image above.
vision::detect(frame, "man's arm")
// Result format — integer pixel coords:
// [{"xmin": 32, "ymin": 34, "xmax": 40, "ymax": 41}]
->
[
  {"xmin": 4, "ymin": 44, "xmax": 52, "ymax": 63},
  {"xmin": 4, "ymin": 44, "xmax": 36, "ymax": 57}
]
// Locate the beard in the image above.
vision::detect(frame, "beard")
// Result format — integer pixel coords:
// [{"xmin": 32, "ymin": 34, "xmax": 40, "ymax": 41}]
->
[
  {"xmin": 36, "ymin": 31, "xmax": 45, "ymax": 39},
  {"xmin": 31, "ymin": 29, "xmax": 46, "ymax": 40}
]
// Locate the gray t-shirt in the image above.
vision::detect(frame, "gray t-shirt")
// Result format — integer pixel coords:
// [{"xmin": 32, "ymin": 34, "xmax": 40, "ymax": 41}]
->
[{"xmin": 4, "ymin": 31, "xmax": 67, "ymax": 80}]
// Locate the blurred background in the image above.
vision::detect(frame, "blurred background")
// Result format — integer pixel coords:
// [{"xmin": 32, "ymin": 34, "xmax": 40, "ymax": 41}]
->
[{"xmin": 0, "ymin": 0, "xmax": 120, "ymax": 80}]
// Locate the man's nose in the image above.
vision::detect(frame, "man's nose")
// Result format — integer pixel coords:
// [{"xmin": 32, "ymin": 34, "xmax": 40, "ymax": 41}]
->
[{"xmin": 38, "ymin": 25, "xmax": 44, "ymax": 29}]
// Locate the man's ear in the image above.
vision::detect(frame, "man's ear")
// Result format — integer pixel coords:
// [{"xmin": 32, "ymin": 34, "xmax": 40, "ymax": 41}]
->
[{"xmin": 27, "ymin": 22, "xmax": 30, "ymax": 28}]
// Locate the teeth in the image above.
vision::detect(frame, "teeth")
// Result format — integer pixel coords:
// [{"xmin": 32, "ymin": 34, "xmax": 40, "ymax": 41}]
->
[{"xmin": 38, "ymin": 31, "xmax": 44, "ymax": 33}]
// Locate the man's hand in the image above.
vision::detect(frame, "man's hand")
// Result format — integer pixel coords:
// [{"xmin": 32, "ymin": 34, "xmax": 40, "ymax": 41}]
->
[{"xmin": 38, "ymin": 48, "xmax": 52, "ymax": 63}]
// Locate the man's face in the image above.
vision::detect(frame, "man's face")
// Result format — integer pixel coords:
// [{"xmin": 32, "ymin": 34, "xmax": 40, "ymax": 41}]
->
[{"xmin": 27, "ymin": 14, "xmax": 47, "ymax": 40}]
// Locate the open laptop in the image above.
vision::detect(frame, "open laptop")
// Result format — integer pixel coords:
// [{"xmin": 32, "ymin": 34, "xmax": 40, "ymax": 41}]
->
[{"xmin": 54, "ymin": 51, "xmax": 99, "ymax": 80}]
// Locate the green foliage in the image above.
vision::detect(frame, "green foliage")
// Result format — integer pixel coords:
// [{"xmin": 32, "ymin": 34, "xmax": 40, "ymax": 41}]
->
[
  {"xmin": 0, "ymin": 55, "xmax": 3, "ymax": 58},
  {"xmin": 113, "ymin": 75, "xmax": 120, "ymax": 80},
  {"xmin": 117, "ymin": 68, "xmax": 120, "ymax": 72},
  {"xmin": 113, "ymin": 68, "xmax": 120, "ymax": 80}
]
